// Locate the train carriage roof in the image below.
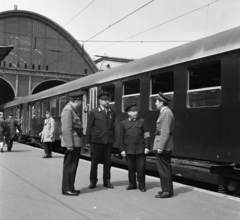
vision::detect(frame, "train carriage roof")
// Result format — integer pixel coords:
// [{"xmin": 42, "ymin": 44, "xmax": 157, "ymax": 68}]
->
[
  {"xmin": 27, "ymin": 25, "xmax": 240, "ymax": 103},
  {"xmin": 0, "ymin": 96, "xmax": 29, "ymax": 109}
]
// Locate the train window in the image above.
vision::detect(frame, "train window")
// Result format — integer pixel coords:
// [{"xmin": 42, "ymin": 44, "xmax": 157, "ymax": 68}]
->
[
  {"xmin": 89, "ymin": 87, "xmax": 98, "ymax": 110},
  {"xmin": 187, "ymin": 61, "xmax": 221, "ymax": 108},
  {"xmin": 50, "ymin": 98, "xmax": 57, "ymax": 117},
  {"xmin": 32, "ymin": 104, "xmax": 35, "ymax": 119},
  {"xmin": 150, "ymin": 72, "xmax": 174, "ymax": 111},
  {"xmin": 59, "ymin": 96, "xmax": 67, "ymax": 116},
  {"xmin": 42, "ymin": 100, "xmax": 50, "ymax": 118},
  {"xmin": 36, "ymin": 102, "xmax": 41, "ymax": 118},
  {"xmin": 122, "ymin": 79, "xmax": 140, "ymax": 112},
  {"xmin": 102, "ymin": 85, "xmax": 115, "ymax": 110}
]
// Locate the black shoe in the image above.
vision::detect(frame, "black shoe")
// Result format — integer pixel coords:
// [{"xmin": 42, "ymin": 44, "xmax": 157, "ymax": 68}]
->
[
  {"xmin": 158, "ymin": 191, "xmax": 173, "ymax": 195},
  {"xmin": 139, "ymin": 187, "xmax": 146, "ymax": 192},
  {"xmin": 42, "ymin": 155, "xmax": 49, "ymax": 158},
  {"xmin": 155, "ymin": 192, "xmax": 173, "ymax": 198},
  {"xmin": 48, "ymin": 155, "xmax": 52, "ymax": 158},
  {"xmin": 62, "ymin": 191, "xmax": 79, "ymax": 196},
  {"xmin": 74, "ymin": 189, "xmax": 81, "ymax": 194},
  {"xmin": 104, "ymin": 182, "xmax": 114, "ymax": 189},
  {"xmin": 1, "ymin": 148, "xmax": 3, "ymax": 153},
  {"xmin": 89, "ymin": 183, "xmax": 96, "ymax": 189},
  {"xmin": 126, "ymin": 185, "xmax": 137, "ymax": 190}
]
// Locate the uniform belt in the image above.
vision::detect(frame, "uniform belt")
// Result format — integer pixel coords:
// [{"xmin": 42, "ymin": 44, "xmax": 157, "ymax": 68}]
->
[{"xmin": 155, "ymin": 131, "xmax": 173, "ymax": 136}]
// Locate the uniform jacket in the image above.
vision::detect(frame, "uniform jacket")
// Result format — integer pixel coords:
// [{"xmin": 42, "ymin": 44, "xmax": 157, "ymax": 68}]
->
[
  {"xmin": 119, "ymin": 118, "xmax": 150, "ymax": 154},
  {"xmin": 61, "ymin": 103, "xmax": 83, "ymax": 148},
  {"xmin": 5, "ymin": 118, "xmax": 22, "ymax": 140},
  {"xmin": 153, "ymin": 106, "xmax": 175, "ymax": 151},
  {"xmin": 40, "ymin": 117, "xmax": 55, "ymax": 142},
  {"xmin": 0, "ymin": 118, "xmax": 5, "ymax": 141},
  {"xmin": 85, "ymin": 106, "xmax": 115, "ymax": 144}
]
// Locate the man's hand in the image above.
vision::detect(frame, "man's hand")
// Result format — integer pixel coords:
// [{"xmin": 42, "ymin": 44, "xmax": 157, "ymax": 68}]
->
[
  {"xmin": 121, "ymin": 151, "xmax": 126, "ymax": 157},
  {"xmin": 67, "ymin": 146, "xmax": 74, "ymax": 151},
  {"xmin": 144, "ymin": 148, "xmax": 149, "ymax": 154},
  {"xmin": 157, "ymin": 149, "xmax": 163, "ymax": 154}
]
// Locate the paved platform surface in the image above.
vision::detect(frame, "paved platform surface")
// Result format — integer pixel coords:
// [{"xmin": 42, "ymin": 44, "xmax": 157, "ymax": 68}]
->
[{"xmin": 0, "ymin": 143, "xmax": 239, "ymax": 220}]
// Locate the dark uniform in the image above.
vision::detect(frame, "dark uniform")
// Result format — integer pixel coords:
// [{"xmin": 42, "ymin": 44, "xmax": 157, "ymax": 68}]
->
[
  {"xmin": 0, "ymin": 114, "xmax": 6, "ymax": 153},
  {"xmin": 5, "ymin": 116, "xmax": 22, "ymax": 152},
  {"xmin": 153, "ymin": 92, "xmax": 175, "ymax": 198},
  {"xmin": 61, "ymin": 91, "xmax": 84, "ymax": 196},
  {"xmin": 85, "ymin": 92, "xmax": 115, "ymax": 188},
  {"xmin": 119, "ymin": 104, "xmax": 150, "ymax": 191}
]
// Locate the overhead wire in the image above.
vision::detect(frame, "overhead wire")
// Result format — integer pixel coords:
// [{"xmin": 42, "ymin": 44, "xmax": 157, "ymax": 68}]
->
[
  {"xmin": 89, "ymin": 0, "xmax": 219, "ymax": 53},
  {"xmin": 63, "ymin": 0, "xmax": 96, "ymax": 27}
]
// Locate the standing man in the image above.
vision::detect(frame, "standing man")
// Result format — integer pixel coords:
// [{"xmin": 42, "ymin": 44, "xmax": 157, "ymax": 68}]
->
[
  {"xmin": 119, "ymin": 103, "xmax": 150, "ymax": 192},
  {"xmin": 5, "ymin": 114, "xmax": 22, "ymax": 152},
  {"xmin": 86, "ymin": 92, "xmax": 115, "ymax": 189},
  {"xmin": 61, "ymin": 91, "xmax": 84, "ymax": 196},
  {"xmin": 39, "ymin": 111, "xmax": 55, "ymax": 158},
  {"xmin": 153, "ymin": 92, "xmax": 175, "ymax": 198},
  {"xmin": 0, "ymin": 112, "xmax": 5, "ymax": 153}
]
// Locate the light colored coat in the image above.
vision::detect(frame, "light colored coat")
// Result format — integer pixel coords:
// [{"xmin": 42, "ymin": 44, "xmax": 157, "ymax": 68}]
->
[
  {"xmin": 61, "ymin": 103, "xmax": 83, "ymax": 148},
  {"xmin": 153, "ymin": 107, "xmax": 174, "ymax": 151},
  {"xmin": 40, "ymin": 117, "xmax": 55, "ymax": 142}
]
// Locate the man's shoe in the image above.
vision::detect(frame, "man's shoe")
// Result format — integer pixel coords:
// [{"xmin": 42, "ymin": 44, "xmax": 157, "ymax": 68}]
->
[
  {"xmin": 88, "ymin": 183, "xmax": 96, "ymax": 189},
  {"xmin": 48, "ymin": 155, "xmax": 52, "ymax": 158},
  {"xmin": 155, "ymin": 192, "xmax": 173, "ymax": 198},
  {"xmin": 1, "ymin": 148, "xmax": 3, "ymax": 153},
  {"xmin": 104, "ymin": 182, "xmax": 114, "ymax": 189},
  {"xmin": 74, "ymin": 190, "xmax": 81, "ymax": 194},
  {"xmin": 126, "ymin": 185, "xmax": 137, "ymax": 190},
  {"xmin": 42, "ymin": 155, "xmax": 49, "ymax": 158},
  {"xmin": 139, "ymin": 187, "xmax": 146, "ymax": 192},
  {"xmin": 62, "ymin": 191, "xmax": 79, "ymax": 196},
  {"xmin": 158, "ymin": 191, "xmax": 173, "ymax": 196}
]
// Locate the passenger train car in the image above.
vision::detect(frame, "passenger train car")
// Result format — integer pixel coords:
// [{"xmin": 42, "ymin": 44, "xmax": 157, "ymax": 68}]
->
[{"xmin": 1, "ymin": 26, "xmax": 240, "ymax": 195}]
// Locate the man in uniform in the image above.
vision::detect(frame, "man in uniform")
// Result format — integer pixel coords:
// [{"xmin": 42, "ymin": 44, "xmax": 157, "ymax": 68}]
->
[
  {"xmin": 119, "ymin": 103, "xmax": 150, "ymax": 192},
  {"xmin": 5, "ymin": 114, "xmax": 22, "ymax": 152},
  {"xmin": 86, "ymin": 92, "xmax": 115, "ymax": 189},
  {"xmin": 153, "ymin": 92, "xmax": 175, "ymax": 198},
  {"xmin": 61, "ymin": 91, "xmax": 84, "ymax": 196},
  {"xmin": 0, "ymin": 112, "xmax": 5, "ymax": 153}
]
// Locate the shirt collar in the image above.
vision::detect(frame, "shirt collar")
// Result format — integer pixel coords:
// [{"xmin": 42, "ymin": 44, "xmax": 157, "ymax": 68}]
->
[{"xmin": 160, "ymin": 106, "xmax": 168, "ymax": 113}]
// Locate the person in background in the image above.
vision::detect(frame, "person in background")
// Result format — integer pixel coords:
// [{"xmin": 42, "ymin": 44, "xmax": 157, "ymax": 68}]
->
[
  {"xmin": 119, "ymin": 103, "xmax": 150, "ymax": 192},
  {"xmin": 61, "ymin": 91, "xmax": 84, "ymax": 196},
  {"xmin": 85, "ymin": 92, "xmax": 115, "ymax": 189},
  {"xmin": 39, "ymin": 111, "xmax": 55, "ymax": 158},
  {"xmin": 153, "ymin": 92, "xmax": 175, "ymax": 199},
  {"xmin": 0, "ymin": 112, "xmax": 6, "ymax": 153},
  {"xmin": 5, "ymin": 114, "xmax": 22, "ymax": 152}
]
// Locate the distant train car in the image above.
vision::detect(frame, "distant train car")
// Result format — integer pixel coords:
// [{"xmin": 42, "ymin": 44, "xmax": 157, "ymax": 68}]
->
[{"xmin": 1, "ymin": 26, "xmax": 240, "ymax": 194}]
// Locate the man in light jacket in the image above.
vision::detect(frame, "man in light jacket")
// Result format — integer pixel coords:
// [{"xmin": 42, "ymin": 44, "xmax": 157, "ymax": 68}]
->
[
  {"xmin": 153, "ymin": 92, "xmax": 175, "ymax": 199},
  {"xmin": 39, "ymin": 111, "xmax": 55, "ymax": 158},
  {"xmin": 61, "ymin": 91, "xmax": 84, "ymax": 196}
]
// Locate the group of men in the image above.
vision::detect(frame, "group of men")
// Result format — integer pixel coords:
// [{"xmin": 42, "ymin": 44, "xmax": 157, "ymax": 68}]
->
[
  {"xmin": 0, "ymin": 112, "xmax": 22, "ymax": 153},
  {"xmin": 60, "ymin": 91, "xmax": 175, "ymax": 199}
]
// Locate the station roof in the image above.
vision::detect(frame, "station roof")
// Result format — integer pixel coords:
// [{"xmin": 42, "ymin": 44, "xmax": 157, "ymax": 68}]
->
[{"xmin": 0, "ymin": 45, "xmax": 14, "ymax": 62}]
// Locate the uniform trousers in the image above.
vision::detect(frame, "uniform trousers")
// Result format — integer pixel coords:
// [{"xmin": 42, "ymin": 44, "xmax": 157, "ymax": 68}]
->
[
  {"xmin": 42, "ymin": 142, "xmax": 53, "ymax": 155},
  {"xmin": 62, "ymin": 147, "xmax": 81, "ymax": 192},
  {"xmin": 155, "ymin": 151, "xmax": 173, "ymax": 193},
  {"xmin": 6, "ymin": 138, "xmax": 14, "ymax": 151},
  {"xmin": 126, "ymin": 154, "xmax": 146, "ymax": 187},
  {"xmin": 90, "ymin": 143, "xmax": 112, "ymax": 184}
]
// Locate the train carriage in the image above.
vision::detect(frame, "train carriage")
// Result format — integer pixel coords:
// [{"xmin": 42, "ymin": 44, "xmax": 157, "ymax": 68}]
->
[{"xmin": 1, "ymin": 25, "xmax": 240, "ymax": 194}]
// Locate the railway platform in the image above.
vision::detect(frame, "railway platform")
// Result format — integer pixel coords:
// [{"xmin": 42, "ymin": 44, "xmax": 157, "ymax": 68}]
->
[{"xmin": 0, "ymin": 143, "xmax": 239, "ymax": 220}]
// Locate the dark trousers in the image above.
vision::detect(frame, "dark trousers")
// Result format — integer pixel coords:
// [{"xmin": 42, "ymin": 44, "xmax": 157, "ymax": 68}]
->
[
  {"xmin": 90, "ymin": 143, "xmax": 112, "ymax": 184},
  {"xmin": 155, "ymin": 151, "xmax": 173, "ymax": 193},
  {"xmin": 43, "ymin": 142, "xmax": 53, "ymax": 155},
  {"xmin": 6, "ymin": 138, "xmax": 14, "ymax": 151},
  {"xmin": 126, "ymin": 154, "xmax": 146, "ymax": 187},
  {"xmin": 62, "ymin": 147, "xmax": 81, "ymax": 192}
]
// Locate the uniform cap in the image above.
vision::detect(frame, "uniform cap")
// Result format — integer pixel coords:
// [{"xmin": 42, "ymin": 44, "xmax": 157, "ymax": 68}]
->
[
  {"xmin": 125, "ymin": 103, "xmax": 138, "ymax": 112},
  {"xmin": 97, "ymin": 92, "xmax": 110, "ymax": 100},
  {"xmin": 69, "ymin": 91, "xmax": 84, "ymax": 100},
  {"xmin": 155, "ymin": 91, "xmax": 171, "ymax": 102}
]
